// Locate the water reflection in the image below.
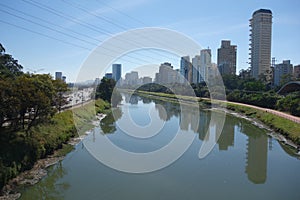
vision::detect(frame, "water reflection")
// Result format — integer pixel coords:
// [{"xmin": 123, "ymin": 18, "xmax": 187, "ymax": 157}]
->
[
  {"xmin": 20, "ymin": 161, "xmax": 69, "ymax": 200},
  {"xmin": 112, "ymin": 94, "xmax": 269, "ymax": 184},
  {"xmin": 245, "ymin": 135, "xmax": 268, "ymax": 184},
  {"xmin": 100, "ymin": 108, "xmax": 122, "ymax": 134}
]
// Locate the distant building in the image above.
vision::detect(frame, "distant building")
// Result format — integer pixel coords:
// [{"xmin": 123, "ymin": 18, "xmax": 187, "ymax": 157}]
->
[
  {"xmin": 207, "ymin": 63, "xmax": 218, "ymax": 80},
  {"xmin": 112, "ymin": 64, "xmax": 121, "ymax": 83},
  {"xmin": 249, "ymin": 9, "xmax": 273, "ymax": 80},
  {"xmin": 199, "ymin": 49, "xmax": 211, "ymax": 82},
  {"xmin": 217, "ymin": 40, "xmax": 237, "ymax": 75},
  {"xmin": 62, "ymin": 76, "xmax": 66, "ymax": 83},
  {"xmin": 124, "ymin": 71, "xmax": 139, "ymax": 85},
  {"xmin": 155, "ymin": 62, "xmax": 178, "ymax": 84},
  {"xmin": 105, "ymin": 73, "xmax": 113, "ymax": 79},
  {"xmin": 192, "ymin": 55, "xmax": 201, "ymax": 83},
  {"xmin": 142, "ymin": 76, "xmax": 152, "ymax": 84},
  {"xmin": 274, "ymin": 60, "xmax": 293, "ymax": 86},
  {"xmin": 180, "ymin": 56, "xmax": 192, "ymax": 83},
  {"xmin": 294, "ymin": 65, "xmax": 300, "ymax": 80},
  {"xmin": 94, "ymin": 78, "xmax": 100, "ymax": 85},
  {"xmin": 55, "ymin": 72, "xmax": 62, "ymax": 80}
]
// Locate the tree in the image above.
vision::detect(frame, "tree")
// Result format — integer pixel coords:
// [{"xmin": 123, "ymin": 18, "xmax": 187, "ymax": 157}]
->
[
  {"xmin": 0, "ymin": 44, "xmax": 23, "ymax": 78},
  {"xmin": 52, "ymin": 79, "xmax": 69, "ymax": 112},
  {"xmin": 14, "ymin": 74, "xmax": 57, "ymax": 132},
  {"xmin": 96, "ymin": 78, "xmax": 122, "ymax": 107}
]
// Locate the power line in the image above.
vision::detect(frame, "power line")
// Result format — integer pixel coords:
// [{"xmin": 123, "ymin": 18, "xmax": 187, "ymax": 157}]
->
[
  {"xmin": 0, "ymin": 8, "xmax": 97, "ymax": 47},
  {"xmin": 0, "ymin": 7, "xmax": 155, "ymax": 65},
  {"xmin": 94, "ymin": 0, "xmax": 147, "ymax": 27},
  {"xmin": 13, "ymin": 0, "xmax": 182, "ymax": 67},
  {"xmin": 0, "ymin": 2, "xmax": 100, "ymax": 43},
  {"xmin": 0, "ymin": 20, "xmax": 147, "ymax": 66},
  {"xmin": 0, "ymin": 19, "xmax": 91, "ymax": 51},
  {"xmin": 58, "ymin": 0, "xmax": 182, "ymax": 63},
  {"xmin": 21, "ymin": 0, "xmax": 163, "ymax": 64}
]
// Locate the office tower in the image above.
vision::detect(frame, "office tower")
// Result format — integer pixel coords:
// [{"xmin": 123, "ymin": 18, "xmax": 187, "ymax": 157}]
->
[
  {"xmin": 274, "ymin": 60, "xmax": 293, "ymax": 86},
  {"xmin": 112, "ymin": 64, "xmax": 122, "ymax": 82},
  {"xmin": 155, "ymin": 62, "xmax": 177, "ymax": 84},
  {"xmin": 192, "ymin": 55, "xmax": 201, "ymax": 83},
  {"xmin": 124, "ymin": 71, "xmax": 139, "ymax": 85},
  {"xmin": 180, "ymin": 56, "xmax": 192, "ymax": 83},
  {"xmin": 55, "ymin": 72, "xmax": 62, "ymax": 80},
  {"xmin": 294, "ymin": 65, "xmax": 300, "ymax": 80},
  {"xmin": 199, "ymin": 49, "xmax": 211, "ymax": 82},
  {"xmin": 249, "ymin": 9, "xmax": 272, "ymax": 80},
  {"xmin": 217, "ymin": 40, "xmax": 237, "ymax": 75}
]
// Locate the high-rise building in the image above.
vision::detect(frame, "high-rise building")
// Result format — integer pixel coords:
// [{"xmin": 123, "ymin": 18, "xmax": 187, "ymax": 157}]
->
[
  {"xmin": 55, "ymin": 72, "xmax": 62, "ymax": 80},
  {"xmin": 217, "ymin": 40, "xmax": 237, "ymax": 75},
  {"xmin": 249, "ymin": 9, "xmax": 272, "ymax": 80},
  {"xmin": 274, "ymin": 60, "xmax": 293, "ymax": 86},
  {"xmin": 199, "ymin": 49, "xmax": 211, "ymax": 82},
  {"xmin": 180, "ymin": 56, "xmax": 192, "ymax": 83},
  {"xmin": 294, "ymin": 65, "xmax": 300, "ymax": 80},
  {"xmin": 112, "ymin": 64, "xmax": 121, "ymax": 82},
  {"xmin": 192, "ymin": 55, "xmax": 201, "ymax": 83},
  {"xmin": 124, "ymin": 71, "xmax": 139, "ymax": 85},
  {"xmin": 155, "ymin": 62, "xmax": 178, "ymax": 84}
]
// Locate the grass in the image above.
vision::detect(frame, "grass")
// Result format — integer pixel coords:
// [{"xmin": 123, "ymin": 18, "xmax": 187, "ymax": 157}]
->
[
  {"xmin": 226, "ymin": 103, "xmax": 300, "ymax": 145},
  {"xmin": 54, "ymin": 144, "xmax": 74, "ymax": 157},
  {"xmin": 0, "ymin": 99, "xmax": 110, "ymax": 189}
]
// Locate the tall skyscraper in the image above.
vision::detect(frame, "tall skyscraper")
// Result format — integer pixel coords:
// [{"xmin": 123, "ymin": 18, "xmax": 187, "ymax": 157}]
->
[
  {"xmin": 199, "ymin": 49, "xmax": 211, "ymax": 83},
  {"xmin": 180, "ymin": 56, "xmax": 192, "ymax": 83},
  {"xmin": 217, "ymin": 40, "xmax": 237, "ymax": 75},
  {"xmin": 112, "ymin": 64, "xmax": 121, "ymax": 82},
  {"xmin": 192, "ymin": 55, "xmax": 201, "ymax": 83},
  {"xmin": 249, "ymin": 9, "xmax": 272, "ymax": 80}
]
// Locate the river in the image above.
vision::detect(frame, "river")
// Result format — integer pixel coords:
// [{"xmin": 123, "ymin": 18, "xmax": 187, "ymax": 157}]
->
[{"xmin": 19, "ymin": 94, "xmax": 300, "ymax": 200}]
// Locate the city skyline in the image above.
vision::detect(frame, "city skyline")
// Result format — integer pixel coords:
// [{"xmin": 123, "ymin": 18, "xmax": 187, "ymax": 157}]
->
[{"xmin": 1, "ymin": 0, "xmax": 299, "ymax": 82}]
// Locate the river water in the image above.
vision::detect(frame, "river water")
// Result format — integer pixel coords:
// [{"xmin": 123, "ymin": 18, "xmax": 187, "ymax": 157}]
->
[{"xmin": 19, "ymin": 94, "xmax": 300, "ymax": 200}]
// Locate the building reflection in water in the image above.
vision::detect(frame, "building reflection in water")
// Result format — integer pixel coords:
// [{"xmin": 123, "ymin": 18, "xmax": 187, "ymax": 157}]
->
[
  {"xmin": 217, "ymin": 116, "xmax": 235, "ymax": 150},
  {"xmin": 111, "ymin": 94, "xmax": 269, "ymax": 184},
  {"xmin": 245, "ymin": 131, "xmax": 268, "ymax": 184}
]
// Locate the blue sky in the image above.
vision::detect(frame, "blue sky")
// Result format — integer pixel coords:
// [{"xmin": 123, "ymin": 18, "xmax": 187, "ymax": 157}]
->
[{"xmin": 1, "ymin": 0, "xmax": 299, "ymax": 82}]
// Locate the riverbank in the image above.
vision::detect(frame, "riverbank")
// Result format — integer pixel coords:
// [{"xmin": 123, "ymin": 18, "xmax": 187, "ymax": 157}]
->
[
  {"xmin": 135, "ymin": 90, "xmax": 300, "ymax": 147},
  {"xmin": 0, "ymin": 99, "xmax": 110, "ymax": 199}
]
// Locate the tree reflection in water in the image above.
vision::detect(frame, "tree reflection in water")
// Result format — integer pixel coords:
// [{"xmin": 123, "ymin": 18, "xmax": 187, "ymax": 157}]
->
[
  {"xmin": 20, "ymin": 161, "xmax": 68, "ymax": 200},
  {"xmin": 100, "ymin": 108, "xmax": 123, "ymax": 134}
]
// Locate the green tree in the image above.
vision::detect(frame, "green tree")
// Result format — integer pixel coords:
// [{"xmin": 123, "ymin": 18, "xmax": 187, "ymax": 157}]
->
[
  {"xmin": 14, "ymin": 74, "xmax": 57, "ymax": 131},
  {"xmin": 0, "ymin": 44, "xmax": 23, "ymax": 78},
  {"xmin": 96, "ymin": 78, "xmax": 122, "ymax": 107},
  {"xmin": 52, "ymin": 79, "xmax": 69, "ymax": 112}
]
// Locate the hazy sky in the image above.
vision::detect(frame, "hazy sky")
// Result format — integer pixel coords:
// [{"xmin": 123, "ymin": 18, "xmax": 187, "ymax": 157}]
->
[{"xmin": 1, "ymin": 0, "xmax": 299, "ymax": 82}]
